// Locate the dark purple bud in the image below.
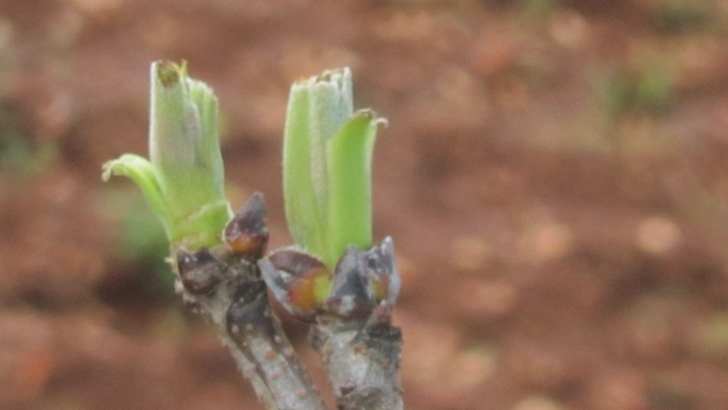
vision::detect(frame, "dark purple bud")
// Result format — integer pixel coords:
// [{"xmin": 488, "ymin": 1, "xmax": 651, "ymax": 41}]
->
[
  {"xmin": 326, "ymin": 246, "xmax": 377, "ymax": 318},
  {"xmin": 327, "ymin": 237, "xmax": 400, "ymax": 319},
  {"xmin": 224, "ymin": 192, "xmax": 269, "ymax": 261},
  {"xmin": 258, "ymin": 248, "xmax": 330, "ymax": 317},
  {"xmin": 368, "ymin": 236, "xmax": 400, "ymax": 307},
  {"xmin": 176, "ymin": 247, "xmax": 224, "ymax": 295}
]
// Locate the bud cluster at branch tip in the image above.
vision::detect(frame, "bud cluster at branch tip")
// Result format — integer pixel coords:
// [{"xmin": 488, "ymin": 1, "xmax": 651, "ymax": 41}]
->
[
  {"xmin": 102, "ymin": 61, "xmax": 232, "ymax": 251},
  {"xmin": 261, "ymin": 67, "xmax": 398, "ymax": 319}
]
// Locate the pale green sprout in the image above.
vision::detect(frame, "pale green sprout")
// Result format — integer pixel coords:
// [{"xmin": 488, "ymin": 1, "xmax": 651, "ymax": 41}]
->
[
  {"xmin": 283, "ymin": 67, "xmax": 385, "ymax": 270},
  {"xmin": 102, "ymin": 61, "xmax": 232, "ymax": 251}
]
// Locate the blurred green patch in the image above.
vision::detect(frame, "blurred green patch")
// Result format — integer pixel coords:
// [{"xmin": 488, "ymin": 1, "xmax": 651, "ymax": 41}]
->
[
  {"xmin": 121, "ymin": 196, "xmax": 176, "ymax": 299},
  {"xmin": 649, "ymin": 0, "xmax": 714, "ymax": 33},
  {"xmin": 121, "ymin": 199, "xmax": 170, "ymax": 268},
  {"xmin": 102, "ymin": 188, "xmax": 177, "ymax": 303},
  {"xmin": 691, "ymin": 311, "xmax": 728, "ymax": 362},
  {"xmin": 0, "ymin": 118, "xmax": 57, "ymax": 175},
  {"xmin": 648, "ymin": 386, "xmax": 693, "ymax": 410},
  {"xmin": 594, "ymin": 54, "xmax": 676, "ymax": 120},
  {"xmin": 518, "ymin": 0, "xmax": 559, "ymax": 18},
  {"xmin": 0, "ymin": 131, "xmax": 33, "ymax": 169}
]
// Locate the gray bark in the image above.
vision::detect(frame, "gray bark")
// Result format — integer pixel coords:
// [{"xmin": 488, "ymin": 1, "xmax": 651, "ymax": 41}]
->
[
  {"xmin": 311, "ymin": 316, "xmax": 403, "ymax": 410},
  {"xmin": 173, "ymin": 194, "xmax": 326, "ymax": 410},
  {"xmin": 260, "ymin": 237, "xmax": 405, "ymax": 409},
  {"xmin": 172, "ymin": 193, "xmax": 404, "ymax": 410}
]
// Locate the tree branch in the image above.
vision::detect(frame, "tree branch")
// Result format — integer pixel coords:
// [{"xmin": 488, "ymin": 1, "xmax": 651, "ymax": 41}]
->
[
  {"xmin": 174, "ymin": 195, "xmax": 327, "ymax": 410},
  {"xmin": 310, "ymin": 316, "xmax": 403, "ymax": 410},
  {"xmin": 260, "ymin": 236, "xmax": 404, "ymax": 409}
]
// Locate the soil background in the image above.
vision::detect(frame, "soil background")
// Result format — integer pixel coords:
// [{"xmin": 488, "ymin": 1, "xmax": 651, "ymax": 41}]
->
[{"xmin": 2, "ymin": 1, "xmax": 728, "ymax": 409}]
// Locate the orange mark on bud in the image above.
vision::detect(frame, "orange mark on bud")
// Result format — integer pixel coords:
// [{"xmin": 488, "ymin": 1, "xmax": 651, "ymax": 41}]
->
[
  {"xmin": 227, "ymin": 234, "xmax": 266, "ymax": 257},
  {"xmin": 371, "ymin": 274, "xmax": 390, "ymax": 301},
  {"xmin": 224, "ymin": 193, "xmax": 268, "ymax": 260},
  {"xmin": 287, "ymin": 267, "xmax": 329, "ymax": 313}
]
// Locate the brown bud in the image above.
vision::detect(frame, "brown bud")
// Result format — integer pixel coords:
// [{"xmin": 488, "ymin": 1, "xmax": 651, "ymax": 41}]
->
[
  {"xmin": 224, "ymin": 192, "xmax": 269, "ymax": 260},
  {"xmin": 262, "ymin": 249, "xmax": 330, "ymax": 316},
  {"xmin": 177, "ymin": 247, "xmax": 224, "ymax": 295}
]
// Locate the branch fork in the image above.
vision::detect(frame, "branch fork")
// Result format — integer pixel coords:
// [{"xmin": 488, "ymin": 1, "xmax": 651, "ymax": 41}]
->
[{"xmin": 174, "ymin": 194, "xmax": 403, "ymax": 410}]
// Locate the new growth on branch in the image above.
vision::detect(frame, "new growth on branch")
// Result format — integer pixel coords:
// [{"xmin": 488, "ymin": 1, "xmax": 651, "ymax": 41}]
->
[{"xmin": 102, "ymin": 61, "xmax": 403, "ymax": 410}]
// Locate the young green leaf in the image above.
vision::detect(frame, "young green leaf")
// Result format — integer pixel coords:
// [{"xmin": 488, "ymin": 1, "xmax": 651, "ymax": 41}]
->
[
  {"xmin": 283, "ymin": 68, "xmax": 355, "ymax": 267},
  {"xmin": 103, "ymin": 61, "xmax": 232, "ymax": 251},
  {"xmin": 325, "ymin": 109, "xmax": 383, "ymax": 267},
  {"xmin": 282, "ymin": 67, "xmax": 384, "ymax": 269},
  {"xmin": 102, "ymin": 153, "xmax": 170, "ymax": 232},
  {"xmin": 283, "ymin": 81, "xmax": 325, "ymax": 256}
]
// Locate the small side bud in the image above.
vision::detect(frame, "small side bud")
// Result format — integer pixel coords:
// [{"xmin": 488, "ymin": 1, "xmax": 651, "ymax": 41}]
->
[
  {"xmin": 224, "ymin": 193, "xmax": 269, "ymax": 261},
  {"xmin": 176, "ymin": 247, "xmax": 224, "ymax": 295},
  {"xmin": 366, "ymin": 236, "xmax": 400, "ymax": 307},
  {"xmin": 259, "ymin": 249, "xmax": 331, "ymax": 317},
  {"xmin": 103, "ymin": 61, "xmax": 232, "ymax": 251},
  {"xmin": 326, "ymin": 246, "xmax": 376, "ymax": 318},
  {"xmin": 326, "ymin": 237, "xmax": 400, "ymax": 319}
]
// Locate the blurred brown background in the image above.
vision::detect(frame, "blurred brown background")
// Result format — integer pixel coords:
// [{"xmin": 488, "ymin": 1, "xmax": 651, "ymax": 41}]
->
[{"xmin": 2, "ymin": 0, "xmax": 728, "ymax": 409}]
